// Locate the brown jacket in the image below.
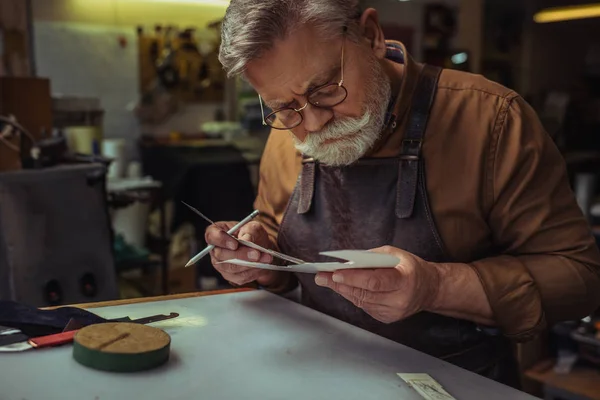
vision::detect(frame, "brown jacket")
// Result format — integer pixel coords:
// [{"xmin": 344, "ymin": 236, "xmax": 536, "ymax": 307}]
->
[{"xmin": 254, "ymin": 42, "xmax": 600, "ymax": 340}]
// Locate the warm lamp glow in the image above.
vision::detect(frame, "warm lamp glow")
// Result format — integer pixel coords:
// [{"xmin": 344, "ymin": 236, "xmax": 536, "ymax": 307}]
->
[
  {"xmin": 141, "ymin": 0, "xmax": 229, "ymax": 4},
  {"xmin": 534, "ymin": 3, "xmax": 600, "ymax": 23},
  {"xmin": 67, "ymin": 0, "xmax": 230, "ymax": 27}
]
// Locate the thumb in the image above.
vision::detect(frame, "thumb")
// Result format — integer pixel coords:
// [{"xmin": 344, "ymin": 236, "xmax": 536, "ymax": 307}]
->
[
  {"xmin": 237, "ymin": 221, "xmax": 265, "ymax": 242},
  {"xmin": 368, "ymin": 245, "xmax": 400, "ymax": 255},
  {"xmin": 369, "ymin": 246, "xmax": 422, "ymax": 268},
  {"xmin": 367, "ymin": 246, "xmax": 413, "ymax": 264}
]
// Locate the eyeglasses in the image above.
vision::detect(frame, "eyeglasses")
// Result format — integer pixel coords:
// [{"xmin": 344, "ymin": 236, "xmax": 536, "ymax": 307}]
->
[{"xmin": 258, "ymin": 37, "xmax": 348, "ymax": 130}]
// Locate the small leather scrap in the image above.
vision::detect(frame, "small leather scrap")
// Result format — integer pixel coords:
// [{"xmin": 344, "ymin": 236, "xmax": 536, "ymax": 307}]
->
[{"xmin": 397, "ymin": 373, "xmax": 457, "ymax": 400}]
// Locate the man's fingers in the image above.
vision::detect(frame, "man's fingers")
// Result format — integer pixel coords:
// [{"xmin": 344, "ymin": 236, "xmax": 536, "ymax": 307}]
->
[
  {"xmin": 327, "ymin": 283, "xmax": 381, "ymax": 309},
  {"xmin": 206, "ymin": 219, "xmax": 274, "ymax": 285},
  {"xmin": 324, "ymin": 269, "xmax": 402, "ymax": 292},
  {"xmin": 214, "ymin": 262, "xmax": 251, "ymax": 274},
  {"xmin": 214, "ymin": 247, "xmax": 258, "ymax": 262},
  {"xmin": 237, "ymin": 222, "xmax": 267, "ymax": 243},
  {"xmin": 212, "ymin": 249, "xmax": 273, "ymax": 284},
  {"xmin": 205, "ymin": 224, "xmax": 239, "ymax": 250},
  {"xmin": 206, "ymin": 221, "xmax": 271, "ymax": 253},
  {"xmin": 213, "ymin": 246, "xmax": 273, "ymax": 263},
  {"xmin": 314, "ymin": 274, "xmax": 402, "ymax": 322},
  {"xmin": 368, "ymin": 245, "xmax": 402, "ymax": 255},
  {"xmin": 220, "ymin": 268, "xmax": 272, "ymax": 286},
  {"xmin": 315, "ymin": 278, "xmax": 387, "ymax": 306}
]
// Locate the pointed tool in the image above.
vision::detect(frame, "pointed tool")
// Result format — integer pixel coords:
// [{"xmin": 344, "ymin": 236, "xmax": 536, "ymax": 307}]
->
[{"xmin": 184, "ymin": 208, "xmax": 260, "ymax": 267}]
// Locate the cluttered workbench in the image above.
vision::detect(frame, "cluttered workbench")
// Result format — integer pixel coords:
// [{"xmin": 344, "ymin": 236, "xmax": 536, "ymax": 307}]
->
[{"xmin": 0, "ymin": 289, "xmax": 538, "ymax": 400}]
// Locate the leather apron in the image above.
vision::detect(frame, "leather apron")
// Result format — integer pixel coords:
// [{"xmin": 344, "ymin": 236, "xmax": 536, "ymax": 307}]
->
[{"xmin": 276, "ymin": 65, "xmax": 520, "ymax": 387}]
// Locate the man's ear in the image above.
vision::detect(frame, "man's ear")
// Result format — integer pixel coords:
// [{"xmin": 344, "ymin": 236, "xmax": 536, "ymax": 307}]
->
[{"xmin": 358, "ymin": 8, "xmax": 386, "ymax": 60}]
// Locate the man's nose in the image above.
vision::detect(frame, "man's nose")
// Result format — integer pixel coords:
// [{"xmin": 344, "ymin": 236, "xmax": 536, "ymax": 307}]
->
[{"xmin": 301, "ymin": 105, "xmax": 333, "ymax": 136}]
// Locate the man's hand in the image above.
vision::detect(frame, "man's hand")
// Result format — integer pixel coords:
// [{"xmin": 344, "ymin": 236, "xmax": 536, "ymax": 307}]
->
[
  {"xmin": 314, "ymin": 246, "xmax": 441, "ymax": 324},
  {"xmin": 205, "ymin": 221, "xmax": 280, "ymax": 287}
]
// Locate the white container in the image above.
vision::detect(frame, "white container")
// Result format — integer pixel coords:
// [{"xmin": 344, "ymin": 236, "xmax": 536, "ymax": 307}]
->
[
  {"xmin": 112, "ymin": 202, "xmax": 151, "ymax": 250},
  {"xmin": 102, "ymin": 139, "xmax": 126, "ymax": 179}
]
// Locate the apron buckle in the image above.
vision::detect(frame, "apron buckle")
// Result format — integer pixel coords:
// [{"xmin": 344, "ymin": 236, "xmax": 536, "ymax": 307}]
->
[{"xmin": 400, "ymin": 138, "xmax": 422, "ymax": 160}]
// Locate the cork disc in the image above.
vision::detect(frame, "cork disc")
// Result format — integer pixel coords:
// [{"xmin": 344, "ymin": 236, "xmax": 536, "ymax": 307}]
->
[{"xmin": 72, "ymin": 322, "xmax": 171, "ymax": 373}]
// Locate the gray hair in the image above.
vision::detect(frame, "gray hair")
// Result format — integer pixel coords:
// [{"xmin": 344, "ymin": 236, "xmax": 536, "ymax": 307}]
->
[{"xmin": 219, "ymin": 0, "xmax": 364, "ymax": 78}]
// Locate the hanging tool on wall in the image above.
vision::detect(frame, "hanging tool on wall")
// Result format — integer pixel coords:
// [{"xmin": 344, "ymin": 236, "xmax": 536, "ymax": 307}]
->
[{"xmin": 0, "ymin": 114, "xmax": 40, "ymax": 168}]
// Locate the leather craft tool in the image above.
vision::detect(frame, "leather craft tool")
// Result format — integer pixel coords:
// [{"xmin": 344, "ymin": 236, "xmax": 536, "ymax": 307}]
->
[
  {"xmin": 184, "ymin": 208, "xmax": 260, "ymax": 267},
  {"xmin": 182, "ymin": 202, "xmax": 304, "ymax": 266},
  {"xmin": 0, "ymin": 313, "xmax": 178, "ymax": 352}
]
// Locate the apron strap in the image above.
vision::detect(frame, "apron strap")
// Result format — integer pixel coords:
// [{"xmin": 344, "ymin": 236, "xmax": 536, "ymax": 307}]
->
[
  {"xmin": 396, "ymin": 65, "xmax": 442, "ymax": 219},
  {"xmin": 297, "ymin": 156, "xmax": 315, "ymax": 214}
]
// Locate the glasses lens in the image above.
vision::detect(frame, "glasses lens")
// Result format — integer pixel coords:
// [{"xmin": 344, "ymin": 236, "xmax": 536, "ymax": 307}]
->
[
  {"xmin": 308, "ymin": 84, "xmax": 348, "ymax": 108},
  {"xmin": 266, "ymin": 109, "xmax": 302, "ymax": 130}
]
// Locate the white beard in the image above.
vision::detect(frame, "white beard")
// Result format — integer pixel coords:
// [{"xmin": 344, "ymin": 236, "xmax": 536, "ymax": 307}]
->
[{"xmin": 292, "ymin": 57, "xmax": 392, "ymax": 166}]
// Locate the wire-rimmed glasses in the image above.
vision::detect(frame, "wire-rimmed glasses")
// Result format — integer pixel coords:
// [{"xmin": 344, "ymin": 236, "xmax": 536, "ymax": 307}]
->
[{"xmin": 258, "ymin": 38, "xmax": 348, "ymax": 130}]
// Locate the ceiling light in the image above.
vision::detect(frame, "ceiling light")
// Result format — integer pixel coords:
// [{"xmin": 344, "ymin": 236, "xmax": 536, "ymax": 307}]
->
[{"xmin": 534, "ymin": 3, "xmax": 600, "ymax": 23}]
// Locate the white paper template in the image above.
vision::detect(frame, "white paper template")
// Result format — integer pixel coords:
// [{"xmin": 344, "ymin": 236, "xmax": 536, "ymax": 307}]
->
[{"xmin": 217, "ymin": 250, "xmax": 400, "ymax": 273}]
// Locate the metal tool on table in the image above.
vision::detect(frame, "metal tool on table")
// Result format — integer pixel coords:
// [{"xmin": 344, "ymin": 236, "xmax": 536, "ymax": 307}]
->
[
  {"xmin": 0, "ymin": 325, "xmax": 28, "ymax": 348},
  {"xmin": 0, "ymin": 312, "xmax": 179, "ymax": 352},
  {"xmin": 0, "ymin": 326, "xmax": 20, "ymax": 336},
  {"xmin": 182, "ymin": 202, "xmax": 304, "ymax": 267}
]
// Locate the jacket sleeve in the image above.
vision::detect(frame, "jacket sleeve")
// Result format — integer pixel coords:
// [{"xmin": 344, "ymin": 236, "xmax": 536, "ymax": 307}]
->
[{"xmin": 469, "ymin": 94, "xmax": 600, "ymax": 341}]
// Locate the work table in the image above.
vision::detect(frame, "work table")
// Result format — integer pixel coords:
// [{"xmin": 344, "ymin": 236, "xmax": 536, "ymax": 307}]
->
[{"xmin": 0, "ymin": 289, "xmax": 538, "ymax": 400}]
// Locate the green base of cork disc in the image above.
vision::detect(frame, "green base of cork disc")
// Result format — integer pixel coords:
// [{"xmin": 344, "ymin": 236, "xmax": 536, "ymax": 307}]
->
[{"xmin": 72, "ymin": 322, "xmax": 171, "ymax": 373}]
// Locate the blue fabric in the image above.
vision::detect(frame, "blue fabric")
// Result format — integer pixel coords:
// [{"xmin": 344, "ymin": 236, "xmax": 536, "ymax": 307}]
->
[
  {"xmin": 385, "ymin": 42, "xmax": 405, "ymax": 64},
  {"xmin": 381, "ymin": 41, "xmax": 405, "ymax": 126},
  {"xmin": 0, "ymin": 301, "xmax": 108, "ymax": 337}
]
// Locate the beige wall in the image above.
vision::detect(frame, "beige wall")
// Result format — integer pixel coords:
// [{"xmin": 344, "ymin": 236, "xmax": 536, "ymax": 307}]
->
[
  {"xmin": 32, "ymin": 0, "xmax": 228, "ymax": 29},
  {"xmin": 33, "ymin": 0, "xmax": 479, "ymax": 65}
]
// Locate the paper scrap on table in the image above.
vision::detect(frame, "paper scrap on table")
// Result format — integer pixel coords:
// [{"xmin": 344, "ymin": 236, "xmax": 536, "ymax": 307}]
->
[
  {"xmin": 218, "ymin": 250, "xmax": 400, "ymax": 273},
  {"xmin": 397, "ymin": 374, "xmax": 457, "ymax": 400}
]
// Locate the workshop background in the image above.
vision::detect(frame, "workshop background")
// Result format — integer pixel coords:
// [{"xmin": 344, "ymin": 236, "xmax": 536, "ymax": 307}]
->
[{"xmin": 1, "ymin": 0, "xmax": 599, "ymax": 398}]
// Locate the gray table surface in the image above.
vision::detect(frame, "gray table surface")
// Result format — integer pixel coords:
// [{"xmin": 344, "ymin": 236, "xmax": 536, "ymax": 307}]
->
[{"xmin": 0, "ymin": 291, "xmax": 538, "ymax": 400}]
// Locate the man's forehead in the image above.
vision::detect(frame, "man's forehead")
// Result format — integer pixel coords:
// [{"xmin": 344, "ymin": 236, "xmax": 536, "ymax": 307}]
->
[
  {"xmin": 244, "ymin": 28, "xmax": 341, "ymax": 106},
  {"xmin": 248, "ymin": 56, "xmax": 339, "ymax": 108},
  {"xmin": 260, "ymin": 65, "xmax": 338, "ymax": 108}
]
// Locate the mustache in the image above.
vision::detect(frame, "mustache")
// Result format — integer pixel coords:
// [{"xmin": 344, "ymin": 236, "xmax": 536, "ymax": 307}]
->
[{"xmin": 303, "ymin": 112, "xmax": 372, "ymax": 146}]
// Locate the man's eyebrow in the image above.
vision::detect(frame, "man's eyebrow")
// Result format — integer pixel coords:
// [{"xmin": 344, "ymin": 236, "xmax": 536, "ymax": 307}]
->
[
  {"xmin": 264, "ymin": 98, "xmax": 290, "ymax": 110},
  {"xmin": 302, "ymin": 66, "xmax": 339, "ymax": 93},
  {"xmin": 263, "ymin": 66, "xmax": 339, "ymax": 110}
]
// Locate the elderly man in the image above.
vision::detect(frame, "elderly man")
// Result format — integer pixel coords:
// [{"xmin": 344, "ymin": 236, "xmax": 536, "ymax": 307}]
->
[{"xmin": 206, "ymin": 0, "xmax": 600, "ymax": 386}]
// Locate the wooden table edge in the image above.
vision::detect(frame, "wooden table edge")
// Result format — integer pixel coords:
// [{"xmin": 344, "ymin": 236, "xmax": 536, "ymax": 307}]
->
[{"xmin": 43, "ymin": 288, "xmax": 256, "ymax": 310}]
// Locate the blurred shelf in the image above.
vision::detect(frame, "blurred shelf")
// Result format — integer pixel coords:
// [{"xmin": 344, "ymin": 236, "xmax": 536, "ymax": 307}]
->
[
  {"xmin": 116, "ymin": 253, "xmax": 162, "ymax": 273},
  {"xmin": 525, "ymin": 359, "xmax": 600, "ymax": 400}
]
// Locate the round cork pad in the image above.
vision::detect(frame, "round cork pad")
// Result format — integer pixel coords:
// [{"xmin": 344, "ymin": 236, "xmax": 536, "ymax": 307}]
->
[{"xmin": 72, "ymin": 322, "xmax": 171, "ymax": 373}]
